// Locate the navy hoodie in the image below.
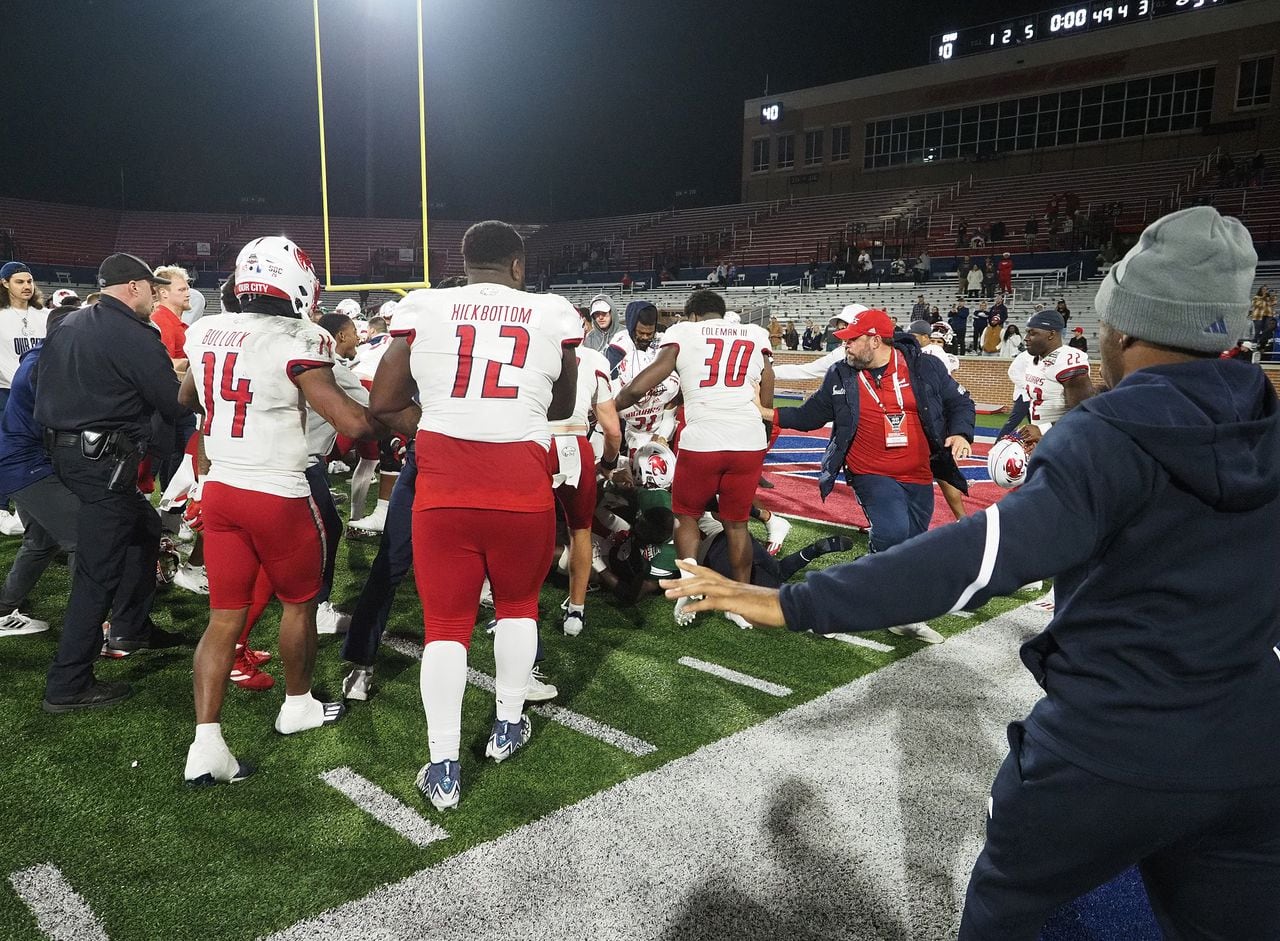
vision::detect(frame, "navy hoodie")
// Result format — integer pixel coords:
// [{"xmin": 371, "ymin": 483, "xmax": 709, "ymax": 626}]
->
[
  {"xmin": 780, "ymin": 358, "xmax": 1280, "ymax": 790},
  {"xmin": 0, "ymin": 347, "xmax": 52, "ymax": 497}
]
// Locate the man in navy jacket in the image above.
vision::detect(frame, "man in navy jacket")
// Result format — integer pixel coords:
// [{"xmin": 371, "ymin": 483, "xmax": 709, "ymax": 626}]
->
[{"xmin": 664, "ymin": 207, "xmax": 1279, "ymax": 938}]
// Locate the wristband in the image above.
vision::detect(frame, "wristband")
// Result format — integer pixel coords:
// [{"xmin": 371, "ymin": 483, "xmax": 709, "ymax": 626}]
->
[{"xmin": 599, "ymin": 453, "xmax": 619, "ymax": 470}]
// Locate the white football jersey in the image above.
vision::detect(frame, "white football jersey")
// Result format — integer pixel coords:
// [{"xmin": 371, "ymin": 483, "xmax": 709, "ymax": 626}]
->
[
  {"xmin": 615, "ymin": 335, "xmax": 680, "ymax": 447},
  {"xmin": 563, "ymin": 345, "xmax": 614, "ymax": 427},
  {"xmin": 392, "ymin": 283, "xmax": 581, "ymax": 446},
  {"xmin": 658, "ymin": 319, "xmax": 772, "ymax": 452},
  {"xmin": 1024, "ymin": 344, "xmax": 1090, "ymax": 430},
  {"xmin": 920, "ymin": 342, "xmax": 959, "ymax": 375},
  {"xmin": 350, "ymin": 332, "xmax": 392, "ymax": 384},
  {"xmin": 188, "ymin": 312, "xmax": 336, "ymax": 498},
  {"xmin": 305, "ymin": 360, "xmax": 369, "ymax": 462}
]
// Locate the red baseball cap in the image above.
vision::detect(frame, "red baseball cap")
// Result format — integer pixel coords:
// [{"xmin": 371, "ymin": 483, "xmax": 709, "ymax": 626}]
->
[
  {"xmin": 1073, "ymin": 326, "xmax": 1084, "ymax": 334},
  {"xmin": 834, "ymin": 308, "xmax": 894, "ymax": 341}
]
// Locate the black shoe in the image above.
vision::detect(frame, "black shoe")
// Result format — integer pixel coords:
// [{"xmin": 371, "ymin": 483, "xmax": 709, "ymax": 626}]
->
[
  {"xmin": 43, "ymin": 680, "xmax": 133, "ymax": 713},
  {"xmin": 107, "ymin": 624, "xmax": 185, "ymax": 654}
]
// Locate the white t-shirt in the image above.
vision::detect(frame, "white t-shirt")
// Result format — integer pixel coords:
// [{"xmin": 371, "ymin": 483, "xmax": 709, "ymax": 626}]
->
[
  {"xmin": 658, "ymin": 318, "xmax": 772, "ymax": 452},
  {"xmin": 1024, "ymin": 344, "xmax": 1089, "ymax": 429},
  {"xmin": 187, "ymin": 312, "xmax": 336, "ymax": 498},
  {"xmin": 920, "ymin": 342, "xmax": 959, "ymax": 375},
  {"xmin": 306, "ymin": 359, "xmax": 368, "ymax": 461},
  {"xmin": 1007, "ymin": 350, "xmax": 1034, "ymax": 402},
  {"xmin": 0, "ymin": 306, "xmax": 48, "ymax": 389},
  {"xmin": 391, "ymin": 283, "xmax": 581, "ymax": 447}
]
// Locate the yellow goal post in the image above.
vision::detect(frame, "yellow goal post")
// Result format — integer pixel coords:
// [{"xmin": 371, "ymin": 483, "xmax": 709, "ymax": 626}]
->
[{"xmin": 312, "ymin": 0, "xmax": 430, "ymax": 296}]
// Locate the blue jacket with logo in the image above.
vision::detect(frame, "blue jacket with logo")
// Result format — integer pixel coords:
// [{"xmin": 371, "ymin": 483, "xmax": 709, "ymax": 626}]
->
[
  {"xmin": 780, "ymin": 358, "xmax": 1280, "ymax": 789},
  {"xmin": 0, "ymin": 347, "xmax": 52, "ymax": 496},
  {"xmin": 775, "ymin": 334, "xmax": 975, "ymax": 498}
]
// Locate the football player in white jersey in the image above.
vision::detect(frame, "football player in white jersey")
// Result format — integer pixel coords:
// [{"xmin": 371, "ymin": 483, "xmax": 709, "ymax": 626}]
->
[
  {"xmin": 610, "ymin": 303, "xmax": 680, "ymax": 449},
  {"xmin": 615, "ymin": 289, "xmax": 773, "ymax": 624},
  {"xmin": 772, "ymin": 304, "xmax": 868, "ymax": 383},
  {"xmin": 1020, "ymin": 309, "xmax": 1095, "ymax": 446},
  {"xmin": 370, "ymin": 221, "xmax": 580, "ymax": 811},
  {"xmin": 554, "ymin": 312, "xmax": 622, "ymax": 637},
  {"xmin": 179, "ymin": 237, "xmax": 385, "ymax": 786}
]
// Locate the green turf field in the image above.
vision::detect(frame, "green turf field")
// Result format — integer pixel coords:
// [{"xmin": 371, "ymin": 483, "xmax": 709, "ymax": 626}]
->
[{"xmin": 0, "ymin": 465, "xmax": 1033, "ymax": 940}]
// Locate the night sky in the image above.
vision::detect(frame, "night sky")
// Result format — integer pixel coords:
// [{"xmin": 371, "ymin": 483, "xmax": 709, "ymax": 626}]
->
[{"xmin": 7, "ymin": 0, "xmax": 1053, "ymax": 222}]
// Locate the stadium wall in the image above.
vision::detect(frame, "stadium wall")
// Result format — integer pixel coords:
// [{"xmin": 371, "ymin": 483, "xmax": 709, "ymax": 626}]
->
[
  {"xmin": 742, "ymin": 1, "xmax": 1280, "ymax": 202},
  {"xmin": 772, "ymin": 351, "xmax": 1280, "ymax": 402}
]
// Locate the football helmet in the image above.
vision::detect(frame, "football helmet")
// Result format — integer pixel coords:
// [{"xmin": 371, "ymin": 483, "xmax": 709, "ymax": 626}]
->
[
  {"xmin": 630, "ymin": 442, "xmax": 676, "ymax": 490},
  {"xmin": 723, "ymin": 311, "xmax": 741, "ymax": 324},
  {"xmin": 378, "ymin": 299, "xmax": 398, "ymax": 319},
  {"xmin": 335, "ymin": 298, "xmax": 361, "ymax": 317},
  {"xmin": 233, "ymin": 236, "xmax": 320, "ymax": 319},
  {"xmin": 987, "ymin": 435, "xmax": 1030, "ymax": 489}
]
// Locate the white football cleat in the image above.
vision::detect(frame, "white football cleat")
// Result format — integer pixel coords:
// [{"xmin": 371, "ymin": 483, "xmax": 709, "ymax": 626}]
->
[
  {"xmin": 342, "ymin": 667, "xmax": 373, "ymax": 701},
  {"xmin": 674, "ymin": 595, "xmax": 700, "ymax": 627},
  {"xmin": 316, "ymin": 602, "xmax": 351, "ymax": 635},
  {"xmin": 525, "ymin": 666, "xmax": 558, "ymax": 702},
  {"xmin": 172, "ymin": 564, "xmax": 209, "ymax": 595},
  {"xmin": 184, "ymin": 739, "xmax": 253, "ymax": 787},
  {"xmin": 726, "ymin": 612, "xmax": 754, "ymax": 630},
  {"xmin": 764, "ymin": 514, "xmax": 792, "ymax": 556},
  {"xmin": 0, "ymin": 510, "xmax": 25, "ymax": 537},
  {"xmin": 888, "ymin": 623, "xmax": 945, "ymax": 644},
  {"xmin": 349, "ymin": 503, "xmax": 386, "ymax": 535}
]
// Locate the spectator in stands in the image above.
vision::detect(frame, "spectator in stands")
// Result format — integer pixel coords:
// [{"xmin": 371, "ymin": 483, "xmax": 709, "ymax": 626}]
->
[
  {"xmin": 998, "ymin": 252, "xmax": 1014, "ymax": 297},
  {"xmin": 726, "ymin": 262, "xmax": 737, "ymax": 283},
  {"xmin": 965, "ymin": 263, "xmax": 983, "ymax": 299},
  {"xmin": 956, "ymin": 256, "xmax": 970, "ymax": 296},
  {"xmin": 1251, "ymin": 285, "xmax": 1274, "ymax": 329},
  {"xmin": 970, "ymin": 302, "xmax": 989, "ymax": 354},
  {"xmin": 990, "ymin": 293, "xmax": 1008, "ymax": 326},
  {"xmin": 909, "ymin": 251, "xmax": 928, "ymax": 285},
  {"xmin": 982, "ymin": 308, "xmax": 1003, "ymax": 356},
  {"xmin": 801, "ymin": 321, "xmax": 819, "ymax": 351},
  {"xmin": 948, "ymin": 301, "xmax": 969, "ymax": 357},
  {"xmin": 990, "ymin": 220, "xmax": 1007, "ymax": 245},
  {"xmin": 1069, "ymin": 327, "xmax": 1089, "ymax": 352},
  {"xmin": 621, "ymin": 272, "xmax": 633, "ymax": 291},
  {"xmin": 982, "ymin": 258, "xmax": 997, "ymax": 299},
  {"xmin": 956, "ymin": 218, "xmax": 968, "ymax": 248},
  {"xmin": 783, "ymin": 322, "xmax": 799, "ymax": 351},
  {"xmin": 584, "ymin": 293, "xmax": 623, "ymax": 355},
  {"xmin": 930, "ymin": 305, "xmax": 942, "ymax": 323},
  {"xmin": 1055, "ymin": 298, "xmax": 1072, "ymax": 326},
  {"xmin": 1000, "ymin": 324, "xmax": 1024, "ymax": 358},
  {"xmin": 1221, "ymin": 339, "xmax": 1256, "ymax": 361},
  {"xmin": 768, "ymin": 316, "xmax": 783, "ymax": 350},
  {"xmin": 857, "ymin": 248, "xmax": 873, "ymax": 285},
  {"xmin": 911, "ymin": 296, "xmax": 929, "ymax": 320}
]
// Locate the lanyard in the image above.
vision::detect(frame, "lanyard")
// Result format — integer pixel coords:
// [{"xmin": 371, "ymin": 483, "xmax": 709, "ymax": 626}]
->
[{"xmin": 858, "ymin": 350, "xmax": 904, "ymax": 414}]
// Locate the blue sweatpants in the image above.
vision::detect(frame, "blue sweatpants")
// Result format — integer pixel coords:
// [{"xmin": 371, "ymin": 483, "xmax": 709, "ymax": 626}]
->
[{"xmin": 848, "ymin": 473, "xmax": 934, "ymax": 553}]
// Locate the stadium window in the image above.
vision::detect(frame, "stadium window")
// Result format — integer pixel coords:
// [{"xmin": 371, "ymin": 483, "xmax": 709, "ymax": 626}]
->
[
  {"xmin": 805, "ymin": 129, "xmax": 824, "ymax": 166},
  {"xmin": 831, "ymin": 125, "xmax": 851, "ymax": 162},
  {"xmin": 1237, "ymin": 55, "xmax": 1272, "ymax": 108},
  {"xmin": 777, "ymin": 134, "xmax": 795, "ymax": 170},
  {"xmin": 751, "ymin": 137, "xmax": 770, "ymax": 173}
]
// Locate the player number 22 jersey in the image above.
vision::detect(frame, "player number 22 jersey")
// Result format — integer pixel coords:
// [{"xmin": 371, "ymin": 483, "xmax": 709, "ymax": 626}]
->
[
  {"xmin": 187, "ymin": 312, "xmax": 336, "ymax": 498},
  {"xmin": 1024, "ymin": 344, "xmax": 1089, "ymax": 429}
]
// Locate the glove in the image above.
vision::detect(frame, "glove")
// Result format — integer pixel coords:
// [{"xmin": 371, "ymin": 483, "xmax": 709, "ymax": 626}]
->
[
  {"xmin": 183, "ymin": 479, "xmax": 205, "ymax": 533},
  {"xmin": 328, "ymin": 460, "xmax": 352, "ymax": 475},
  {"xmin": 389, "ymin": 434, "xmax": 408, "ymax": 463}
]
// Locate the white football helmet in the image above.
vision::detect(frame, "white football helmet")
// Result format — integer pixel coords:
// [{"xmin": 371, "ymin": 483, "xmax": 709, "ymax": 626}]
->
[
  {"xmin": 723, "ymin": 311, "xmax": 741, "ymax": 324},
  {"xmin": 335, "ymin": 298, "xmax": 362, "ymax": 317},
  {"xmin": 233, "ymin": 236, "xmax": 320, "ymax": 319},
  {"xmin": 378, "ymin": 299, "xmax": 398, "ymax": 319},
  {"xmin": 631, "ymin": 442, "xmax": 676, "ymax": 490},
  {"xmin": 987, "ymin": 436, "xmax": 1030, "ymax": 489},
  {"xmin": 50, "ymin": 289, "xmax": 80, "ymax": 307},
  {"xmin": 353, "ymin": 319, "xmax": 370, "ymax": 341}
]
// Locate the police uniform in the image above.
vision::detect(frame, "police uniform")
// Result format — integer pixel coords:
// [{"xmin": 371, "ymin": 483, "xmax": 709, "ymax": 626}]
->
[{"xmin": 34, "ymin": 254, "xmax": 185, "ymax": 710}]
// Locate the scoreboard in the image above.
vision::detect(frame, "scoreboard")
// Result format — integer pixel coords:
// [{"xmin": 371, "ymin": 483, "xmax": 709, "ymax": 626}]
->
[{"xmin": 931, "ymin": 0, "xmax": 1242, "ymax": 64}]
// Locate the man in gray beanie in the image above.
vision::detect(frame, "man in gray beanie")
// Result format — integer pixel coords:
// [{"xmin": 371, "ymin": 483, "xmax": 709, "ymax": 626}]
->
[{"xmin": 660, "ymin": 205, "xmax": 1280, "ymax": 938}]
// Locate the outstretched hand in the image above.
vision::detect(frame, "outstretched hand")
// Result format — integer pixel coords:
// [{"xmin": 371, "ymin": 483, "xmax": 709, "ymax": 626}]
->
[{"xmin": 659, "ymin": 560, "xmax": 788, "ymax": 628}]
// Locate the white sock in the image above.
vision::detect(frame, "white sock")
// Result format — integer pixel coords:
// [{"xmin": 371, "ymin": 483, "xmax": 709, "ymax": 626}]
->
[
  {"xmin": 493, "ymin": 618, "xmax": 537, "ymax": 723},
  {"xmin": 275, "ymin": 690, "xmax": 343, "ymax": 734},
  {"xmin": 350, "ymin": 457, "xmax": 379, "ymax": 518},
  {"xmin": 421, "ymin": 640, "xmax": 468, "ymax": 763},
  {"xmin": 567, "ymin": 602, "xmax": 584, "ymax": 616},
  {"xmin": 375, "ymin": 498, "xmax": 389, "ymax": 513},
  {"xmin": 193, "ymin": 722, "xmax": 224, "ymax": 748}
]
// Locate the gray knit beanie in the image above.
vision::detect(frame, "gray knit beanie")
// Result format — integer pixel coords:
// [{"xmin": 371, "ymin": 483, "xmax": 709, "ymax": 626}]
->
[{"xmin": 1094, "ymin": 206, "xmax": 1256, "ymax": 353}]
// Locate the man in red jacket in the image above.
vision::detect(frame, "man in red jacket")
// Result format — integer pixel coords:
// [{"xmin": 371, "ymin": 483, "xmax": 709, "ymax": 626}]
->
[{"xmin": 997, "ymin": 252, "xmax": 1014, "ymax": 296}]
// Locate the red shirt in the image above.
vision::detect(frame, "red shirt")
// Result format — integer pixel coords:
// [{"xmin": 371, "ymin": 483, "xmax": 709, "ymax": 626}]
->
[
  {"xmin": 997, "ymin": 258, "xmax": 1014, "ymax": 282},
  {"xmin": 151, "ymin": 304, "xmax": 188, "ymax": 360},
  {"xmin": 845, "ymin": 352, "xmax": 934, "ymax": 485}
]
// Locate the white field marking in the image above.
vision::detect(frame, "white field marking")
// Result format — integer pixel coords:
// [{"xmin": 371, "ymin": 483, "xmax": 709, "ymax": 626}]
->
[
  {"xmin": 677, "ymin": 656, "xmax": 793, "ymax": 697},
  {"xmin": 829, "ymin": 633, "xmax": 895, "ymax": 653},
  {"xmin": 319, "ymin": 767, "xmax": 448, "ymax": 849},
  {"xmin": 8, "ymin": 863, "xmax": 109, "ymax": 941},
  {"xmin": 383, "ymin": 636, "xmax": 656, "ymax": 757},
  {"xmin": 950, "ymin": 611, "xmax": 975, "ymax": 619}
]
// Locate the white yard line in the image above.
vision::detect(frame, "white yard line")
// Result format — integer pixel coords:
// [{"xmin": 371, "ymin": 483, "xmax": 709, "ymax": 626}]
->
[
  {"xmin": 319, "ymin": 767, "xmax": 449, "ymax": 849},
  {"xmin": 829, "ymin": 633, "xmax": 895, "ymax": 653},
  {"xmin": 384, "ymin": 636, "xmax": 657, "ymax": 757},
  {"xmin": 8, "ymin": 864, "xmax": 110, "ymax": 941},
  {"xmin": 676, "ymin": 656, "xmax": 794, "ymax": 697}
]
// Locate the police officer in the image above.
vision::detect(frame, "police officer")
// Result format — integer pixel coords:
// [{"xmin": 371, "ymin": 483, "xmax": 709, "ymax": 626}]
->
[{"xmin": 35, "ymin": 253, "xmax": 187, "ymax": 712}]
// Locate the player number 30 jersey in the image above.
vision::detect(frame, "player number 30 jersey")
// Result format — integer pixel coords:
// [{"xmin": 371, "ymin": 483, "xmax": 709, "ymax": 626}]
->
[{"xmin": 659, "ymin": 319, "xmax": 772, "ymax": 452}]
